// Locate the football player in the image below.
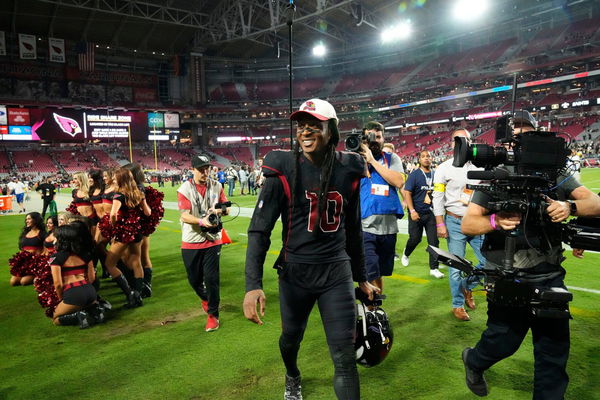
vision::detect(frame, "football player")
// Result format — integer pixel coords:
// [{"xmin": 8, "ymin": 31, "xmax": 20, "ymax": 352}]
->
[{"xmin": 243, "ymin": 98, "xmax": 379, "ymax": 400}]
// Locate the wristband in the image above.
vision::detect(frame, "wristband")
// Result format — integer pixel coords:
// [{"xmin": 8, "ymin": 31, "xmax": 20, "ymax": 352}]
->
[
  {"xmin": 436, "ymin": 223, "xmax": 445, "ymax": 227},
  {"xmin": 489, "ymin": 213, "xmax": 499, "ymax": 230},
  {"xmin": 198, "ymin": 218, "xmax": 205, "ymax": 227},
  {"xmin": 410, "ymin": 209, "xmax": 416, "ymax": 213}
]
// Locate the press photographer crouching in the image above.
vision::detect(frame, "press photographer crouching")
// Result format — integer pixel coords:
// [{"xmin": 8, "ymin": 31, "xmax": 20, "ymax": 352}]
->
[{"xmin": 455, "ymin": 111, "xmax": 600, "ymax": 399}]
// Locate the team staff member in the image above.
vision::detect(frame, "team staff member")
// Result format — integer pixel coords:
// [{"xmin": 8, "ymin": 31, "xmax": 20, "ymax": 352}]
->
[
  {"xmin": 243, "ymin": 99, "xmax": 378, "ymax": 400},
  {"xmin": 359, "ymin": 121, "xmax": 405, "ymax": 293},
  {"xmin": 178, "ymin": 155, "xmax": 229, "ymax": 332},
  {"xmin": 432, "ymin": 128, "xmax": 485, "ymax": 321},
  {"xmin": 400, "ymin": 150, "xmax": 443, "ymax": 278},
  {"xmin": 36, "ymin": 177, "xmax": 57, "ymax": 219},
  {"xmin": 460, "ymin": 111, "xmax": 600, "ymax": 399}
]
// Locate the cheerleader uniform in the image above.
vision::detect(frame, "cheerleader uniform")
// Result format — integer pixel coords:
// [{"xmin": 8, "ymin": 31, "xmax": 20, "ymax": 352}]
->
[
  {"xmin": 9, "ymin": 232, "xmax": 46, "ymax": 278},
  {"xmin": 50, "ymin": 251, "xmax": 96, "ymax": 307},
  {"xmin": 111, "ymin": 192, "xmax": 143, "ymax": 244},
  {"xmin": 71, "ymin": 189, "xmax": 98, "ymax": 224},
  {"xmin": 43, "ymin": 237, "xmax": 56, "ymax": 255}
]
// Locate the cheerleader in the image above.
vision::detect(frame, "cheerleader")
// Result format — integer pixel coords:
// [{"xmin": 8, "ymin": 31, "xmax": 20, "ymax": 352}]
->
[
  {"xmin": 51, "ymin": 224, "xmax": 103, "ymax": 328},
  {"xmin": 124, "ymin": 162, "xmax": 164, "ymax": 298},
  {"xmin": 98, "ymin": 168, "xmax": 117, "ymax": 241},
  {"xmin": 42, "ymin": 215, "xmax": 58, "ymax": 255},
  {"xmin": 104, "ymin": 168, "xmax": 151, "ymax": 307},
  {"xmin": 70, "ymin": 172, "xmax": 98, "ymax": 228},
  {"xmin": 9, "ymin": 212, "xmax": 46, "ymax": 286},
  {"xmin": 57, "ymin": 211, "xmax": 74, "ymax": 227},
  {"xmin": 89, "ymin": 169, "xmax": 108, "ymax": 278}
]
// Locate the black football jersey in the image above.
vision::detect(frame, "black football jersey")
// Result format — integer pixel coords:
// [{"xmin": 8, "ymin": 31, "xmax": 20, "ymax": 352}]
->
[{"xmin": 245, "ymin": 150, "xmax": 367, "ymax": 291}]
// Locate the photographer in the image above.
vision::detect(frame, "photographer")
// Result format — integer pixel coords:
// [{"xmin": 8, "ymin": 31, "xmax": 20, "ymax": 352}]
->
[
  {"xmin": 460, "ymin": 111, "xmax": 600, "ymax": 399},
  {"xmin": 358, "ymin": 121, "xmax": 405, "ymax": 293},
  {"xmin": 178, "ymin": 155, "xmax": 230, "ymax": 332}
]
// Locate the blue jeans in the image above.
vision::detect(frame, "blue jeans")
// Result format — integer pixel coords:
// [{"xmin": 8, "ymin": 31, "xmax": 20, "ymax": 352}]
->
[
  {"xmin": 227, "ymin": 178, "xmax": 235, "ymax": 197},
  {"xmin": 445, "ymin": 214, "xmax": 485, "ymax": 308}
]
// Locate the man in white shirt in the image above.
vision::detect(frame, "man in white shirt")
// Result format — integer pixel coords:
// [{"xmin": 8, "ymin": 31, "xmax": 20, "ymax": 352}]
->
[
  {"xmin": 432, "ymin": 129, "xmax": 485, "ymax": 321},
  {"xmin": 8, "ymin": 177, "xmax": 27, "ymax": 213}
]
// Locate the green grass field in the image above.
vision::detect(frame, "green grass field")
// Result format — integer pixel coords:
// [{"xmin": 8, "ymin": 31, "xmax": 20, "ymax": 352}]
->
[{"xmin": 1, "ymin": 171, "xmax": 600, "ymax": 400}]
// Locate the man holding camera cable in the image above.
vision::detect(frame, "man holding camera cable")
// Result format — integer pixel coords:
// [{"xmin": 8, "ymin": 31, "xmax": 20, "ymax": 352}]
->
[
  {"xmin": 459, "ymin": 111, "xmax": 600, "ymax": 398},
  {"xmin": 357, "ymin": 121, "xmax": 405, "ymax": 293},
  {"xmin": 178, "ymin": 155, "xmax": 230, "ymax": 332}
]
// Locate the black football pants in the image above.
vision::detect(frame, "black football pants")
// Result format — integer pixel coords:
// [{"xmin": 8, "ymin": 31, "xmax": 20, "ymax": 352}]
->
[
  {"xmin": 181, "ymin": 245, "xmax": 221, "ymax": 317},
  {"xmin": 278, "ymin": 260, "xmax": 359, "ymax": 400},
  {"xmin": 465, "ymin": 269, "xmax": 570, "ymax": 400}
]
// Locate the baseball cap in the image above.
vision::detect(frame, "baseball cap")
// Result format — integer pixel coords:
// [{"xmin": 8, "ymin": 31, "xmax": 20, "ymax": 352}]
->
[
  {"xmin": 191, "ymin": 155, "xmax": 212, "ymax": 169},
  {"xmin": 290, "ymin": 98, "xmax": 338, "ymax": 124},
  {"xmin": 512, "ymin": 110, "xmax": 537, "ymax": 129}
]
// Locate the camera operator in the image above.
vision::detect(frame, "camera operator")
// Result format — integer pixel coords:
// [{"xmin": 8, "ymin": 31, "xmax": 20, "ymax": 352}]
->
[
  {"xmin": 358, "ymin": 121, "xmax": 405, "ymax": 293},
  {"xmin": 460, "ymin": 111, "xmax": 600, "ymax": 398},
  {"xmin": 178, "ymin": 155, "xmax": 230, "ymax": 332}
]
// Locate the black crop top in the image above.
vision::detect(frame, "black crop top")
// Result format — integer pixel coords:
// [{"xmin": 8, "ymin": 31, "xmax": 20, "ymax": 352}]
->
[
  {"xmin": 112, "ymin": 192, "xmax": 137, "ymax": 211},
  {"xmin": 50, "ymin": 251, "xmax": 91, "ymax": 277},
  {"xmin": 21, "ymin": 231, "xmax": 46, "ymax": 250},
  {"xmin": 89, "ymin": 192, "xmax": 103, "ymax": 205},
  {"xmin": 102, "ymin": 191, "xmax": 115, "ymax": 204},
  {"xmin": 72, "ymin": 189, "xmax": 92, "ymax": 207},
  {"xmin": 44, "ymin": 238, "xmax": 55, "ymax": 250}
]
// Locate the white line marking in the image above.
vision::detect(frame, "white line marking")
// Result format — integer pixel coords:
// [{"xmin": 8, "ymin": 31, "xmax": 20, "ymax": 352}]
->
[
  {"xmin": 568, "ymin": 286, "xmax": 600, "ymax": 295},
  {"xmin": 162, "ymin": 219, "xmax": 174, "ymax": 223}
]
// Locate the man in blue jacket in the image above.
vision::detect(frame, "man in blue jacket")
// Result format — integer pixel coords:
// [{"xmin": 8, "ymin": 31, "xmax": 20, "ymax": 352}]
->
[{"xmin": 359, "ymin": 121, "xmax": 405, "ymax": 293}]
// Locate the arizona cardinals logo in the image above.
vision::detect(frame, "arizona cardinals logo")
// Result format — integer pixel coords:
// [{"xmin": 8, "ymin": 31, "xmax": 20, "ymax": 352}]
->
[
  {"xmin": 51, "ymin": 45, "xmax": 63, "ymax": 54},
  {"xmin": 53, "ymin": 113, "xmax": 82, "ymax": 137},
  {"xmin": 303, "ymin": 101, "xmax": 316, "ymax": 111}
]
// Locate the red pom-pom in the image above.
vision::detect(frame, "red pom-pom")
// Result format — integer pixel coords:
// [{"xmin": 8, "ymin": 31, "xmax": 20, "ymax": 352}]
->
[
  {"xmin": 98, "ymin": 214, "xmax": 114, "ymax": 240},
  {"xmin": 140, "ymin": 186, "xmax": 164, "ymax": 236},
  {"xmin": 31, "ymin": 254, "xmax": 59, "ymax": 317},
  {"xmin": 8, "ymin": 250, "xmax": 36, "ymax": 277},
  {"xmin": 66, "ymin": 201, "xmax": 80, "ymax": 215}
]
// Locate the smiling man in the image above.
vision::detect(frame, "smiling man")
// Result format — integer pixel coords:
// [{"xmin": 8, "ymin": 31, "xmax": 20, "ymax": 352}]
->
[{"xmin": 243, "ymin": 98, "xmax": 379, "ymax": 400}]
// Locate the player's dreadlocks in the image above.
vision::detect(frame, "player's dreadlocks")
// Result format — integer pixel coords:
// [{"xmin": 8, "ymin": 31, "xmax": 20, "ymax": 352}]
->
[{"xmin": 290, "ymin": 119, "xmax": 340, "ymax": 233}]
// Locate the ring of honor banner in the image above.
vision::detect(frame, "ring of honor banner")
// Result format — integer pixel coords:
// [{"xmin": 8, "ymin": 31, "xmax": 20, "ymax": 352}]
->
[
  {"xmin": 49, "ymin": 38, "xmax": 65, "ymax": 63},
  {"xmin": 18, "ymin": 34, "xmax": 37, "ymax": 60}
]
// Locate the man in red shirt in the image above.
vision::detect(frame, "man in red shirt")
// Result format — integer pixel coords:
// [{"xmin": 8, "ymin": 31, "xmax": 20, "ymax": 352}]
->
[{"xmin": 178, "ymin": 155, "xmax": 229, "ymax": 332}]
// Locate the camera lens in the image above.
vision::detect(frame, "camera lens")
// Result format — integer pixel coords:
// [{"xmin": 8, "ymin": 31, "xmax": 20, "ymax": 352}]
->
[
  {"xmin": 208, "ymin": 213, "xmax": 218, "ymax": 225},
  {"xmin": 345, "ymin": 135, "xmax": 361, "ymax": 152}
]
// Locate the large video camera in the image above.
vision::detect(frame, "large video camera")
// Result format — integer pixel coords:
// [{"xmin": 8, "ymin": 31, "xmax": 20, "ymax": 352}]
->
[
  {"xmin": 452, "ymin": 113, "xmax": 574, "ymax": 271},
  {"xmin": 345, "ymin": 129, "xmax": 377, "ymax": 152},
  {"xmin": 201, "ymin": 201, "xmax": 231, "ymax": 234}
]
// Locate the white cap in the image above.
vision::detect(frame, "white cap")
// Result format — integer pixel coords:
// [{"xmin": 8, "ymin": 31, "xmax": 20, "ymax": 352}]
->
[{"xmin": 290, "ymin": 98, "xmax": 338, "ymax": 124}]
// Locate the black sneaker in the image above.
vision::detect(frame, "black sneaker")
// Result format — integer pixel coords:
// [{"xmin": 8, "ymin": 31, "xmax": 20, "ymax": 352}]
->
[
  {"xmin": 77, "ymin": 311, "xmax": 91, "ymax": 329},
  {"xmin": 141, "ymin": 282, "xmax": 152, "ymax": 298},
  {"xmin": 462, "ymin": 347, "xmax": 488, "ymax": 397},
  {"xmin": 284, "ymin": 375, "xmax": 303, "ymax": 400},
  {"xmin": 125, "ymin": 290, "xmax": 143, "ymax": 308}
]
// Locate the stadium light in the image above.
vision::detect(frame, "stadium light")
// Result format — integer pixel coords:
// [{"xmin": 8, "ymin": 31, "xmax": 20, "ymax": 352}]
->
[
  {"xmin": 380, "ymin": 20, "xmax": 412, "ymax": 44},
  {"xmin": 312, "ymin": 43, "xmax": 326, "ymax": 57},
  {"xmin": 453, "ymin": 0, "xmax": 489, "ymax": 20}
]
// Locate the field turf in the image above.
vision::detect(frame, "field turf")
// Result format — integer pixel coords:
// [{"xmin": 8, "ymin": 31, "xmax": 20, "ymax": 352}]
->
[{"xmin": 1, "ymin": 170, "xmax": 600, "ymax": 399}]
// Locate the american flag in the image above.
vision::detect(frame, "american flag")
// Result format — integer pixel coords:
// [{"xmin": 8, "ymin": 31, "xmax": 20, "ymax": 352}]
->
[{"xmin": 76, "ymin": 42, "xmax": 95, "ymax": 72}]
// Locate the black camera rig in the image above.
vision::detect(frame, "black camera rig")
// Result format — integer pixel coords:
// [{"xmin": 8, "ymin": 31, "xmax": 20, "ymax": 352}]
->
[{"xmin": 427, "ymin": 245, "xmax": 572, "ymax": 319}]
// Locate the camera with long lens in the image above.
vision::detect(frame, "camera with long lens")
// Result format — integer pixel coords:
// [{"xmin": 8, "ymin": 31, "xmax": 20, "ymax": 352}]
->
[
  {"xmin": 345, "ymin": 129, "xmax": 377, "ymax": 152},
  {"xmin": 201, "ymin": 201, "xmax": 231, "ymax": 233},
  {"xmin": 453, "ymin": 115, "xmax": 569, "ymax": 179}
]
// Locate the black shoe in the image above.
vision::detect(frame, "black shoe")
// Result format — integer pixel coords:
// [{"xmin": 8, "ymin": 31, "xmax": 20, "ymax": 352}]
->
[
  {"xmin": 98, "ymin": 297, "xmax": 112, "ymax": 311},
  {"xmin": 284, "ymin": 375, "xmax": 303, "ymax": 400},
  {"xmin": 77, "ymin": 311, "xmax": 91, "ymax": 329},
  {"xmin": 125, "ymin": 290, "xmax": 143, "ymax": 308},
  {"xmin": 462, "ymin": 347, "xmax": 488, "ymax": 397},
  {"xmin": 140, "ymin": 282, "xmax": 152, "ymax": 298}
]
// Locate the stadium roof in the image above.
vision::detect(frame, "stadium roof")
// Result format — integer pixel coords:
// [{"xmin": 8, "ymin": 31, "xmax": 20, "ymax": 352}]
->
[{"xmin": 1, "ymin": 0, "xmax": 598, "ymax": 60}]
